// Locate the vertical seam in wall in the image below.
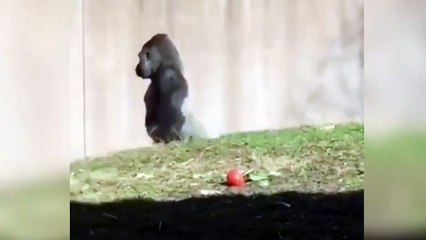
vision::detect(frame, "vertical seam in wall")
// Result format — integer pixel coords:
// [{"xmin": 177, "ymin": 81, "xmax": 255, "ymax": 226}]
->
[{"xmin": 81, "ymin": 0, "xmax": 87, "ymax": 158}]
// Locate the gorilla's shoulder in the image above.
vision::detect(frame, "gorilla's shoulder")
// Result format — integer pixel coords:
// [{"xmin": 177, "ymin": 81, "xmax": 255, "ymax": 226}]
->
[{"xmin": 158, "ymin": 65, "xmax": 184, "ymax": 80}]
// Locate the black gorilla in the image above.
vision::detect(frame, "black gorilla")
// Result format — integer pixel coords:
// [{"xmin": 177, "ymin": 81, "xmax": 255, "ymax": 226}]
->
[{"xmin": 135, "ymin": 33, "xmax": 188, "ymax": 143}]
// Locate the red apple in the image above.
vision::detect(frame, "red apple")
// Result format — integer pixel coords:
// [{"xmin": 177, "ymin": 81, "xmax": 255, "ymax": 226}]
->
[{"xmin": 226, "ymin": 169, "xmax": 245, "ymax": 187}]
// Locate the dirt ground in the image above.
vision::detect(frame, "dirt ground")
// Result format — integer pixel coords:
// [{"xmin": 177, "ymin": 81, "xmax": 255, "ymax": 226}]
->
[{"xmin": 71, "ymin": 190, "xmax": 363, "ymax": 240}]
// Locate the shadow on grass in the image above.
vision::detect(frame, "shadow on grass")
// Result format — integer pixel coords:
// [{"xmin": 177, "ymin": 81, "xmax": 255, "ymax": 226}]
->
[{"xmin": 71, "ymin": 190, "xmax": 363, "ymax": 240}]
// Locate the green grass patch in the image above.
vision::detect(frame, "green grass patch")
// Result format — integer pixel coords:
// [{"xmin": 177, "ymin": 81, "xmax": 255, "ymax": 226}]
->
[
  {"xmin": 0, "ymin": 180, "xmax": 69, "ymax": 239},
  {"xmin": 70, "ymin": 122, "xmax": 364, "ymax": 202}
]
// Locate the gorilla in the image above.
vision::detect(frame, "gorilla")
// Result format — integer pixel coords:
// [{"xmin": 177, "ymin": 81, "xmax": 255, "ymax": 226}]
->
[{"xmin": 135, "ymin": 33, "xmax": 190, "ymax": 143}]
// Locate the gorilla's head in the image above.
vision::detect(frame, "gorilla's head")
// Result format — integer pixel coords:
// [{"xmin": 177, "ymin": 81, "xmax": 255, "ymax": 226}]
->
[{"xmin": 135, "ymin": 33, "xmax": 183, "ymax": 79}]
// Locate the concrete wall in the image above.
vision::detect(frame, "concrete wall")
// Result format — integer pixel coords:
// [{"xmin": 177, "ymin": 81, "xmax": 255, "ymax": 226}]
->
[
  {"xmin": 0, "ymin": 0, "xmax": 363, "ymax": 178},
  {"xmin": 83, "ymin": 0, "xmax": 363, "ymax": 157}
]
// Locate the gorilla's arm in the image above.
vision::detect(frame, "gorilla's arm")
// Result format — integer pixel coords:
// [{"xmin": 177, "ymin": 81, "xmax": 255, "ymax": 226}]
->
[
  {"xmin": 157, "ymin": 67, "xmax": 187, "ymax": 137},
  {"xmin": 143, "ymin": 84, "xmax": 158, "ymax": 131}
]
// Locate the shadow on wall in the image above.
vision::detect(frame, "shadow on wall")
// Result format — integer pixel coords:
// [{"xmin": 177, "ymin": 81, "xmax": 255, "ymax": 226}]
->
[{"xmin": 71, "ymin": 190, "xmax": 363, "ymax": 239}]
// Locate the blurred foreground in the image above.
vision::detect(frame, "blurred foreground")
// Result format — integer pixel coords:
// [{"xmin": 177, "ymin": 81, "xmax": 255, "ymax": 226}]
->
[
  {"xmin": 0, "ymin": 177, "xmax": 69, "ymax": 239},
  {"xmin": 365, "ymin": 0, "xmax": 426, "ymax": 237}
]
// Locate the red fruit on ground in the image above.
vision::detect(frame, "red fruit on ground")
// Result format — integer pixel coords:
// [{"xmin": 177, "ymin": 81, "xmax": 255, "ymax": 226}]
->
[{"xmin": 226, "ymin": 169, "xmax": 245, "ymax": 187}]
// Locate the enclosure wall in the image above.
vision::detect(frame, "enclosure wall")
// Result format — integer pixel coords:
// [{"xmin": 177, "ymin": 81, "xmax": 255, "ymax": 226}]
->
[{"xmin": 0, "ymin": 0, "xmax": 363, "ymax": 178}]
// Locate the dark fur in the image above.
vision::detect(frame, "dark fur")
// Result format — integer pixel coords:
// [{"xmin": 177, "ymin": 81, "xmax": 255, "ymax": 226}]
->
[{"xmin": 135, "ymin": 33, "xmax": 188, "ymax": 143}]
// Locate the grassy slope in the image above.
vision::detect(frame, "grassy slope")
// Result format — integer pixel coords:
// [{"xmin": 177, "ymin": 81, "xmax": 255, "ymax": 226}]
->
[{"xmin": 70, "ymin": 122, "xmax": 364, "ymax": 202}]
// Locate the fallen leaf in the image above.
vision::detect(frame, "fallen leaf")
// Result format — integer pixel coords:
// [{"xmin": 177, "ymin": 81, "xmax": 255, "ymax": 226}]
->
[
  {"xmin": 258, "ymin": 180, "xmax": 270, "ymax": 187},
  {"xmin": 199, "ymin": 189, "xmax": 222, "ymax": 196},
  {"xmin": 135, "ymin": 173, "xmax": 154, "ymax": 179},
  {"xmin": 249, "ymin": 174, "xmax": 268, "ymax": 181}
]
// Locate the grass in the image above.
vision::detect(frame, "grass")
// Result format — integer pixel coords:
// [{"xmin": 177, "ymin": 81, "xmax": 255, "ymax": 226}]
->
[{"xmin": 70, "ymin": 122, "xmax": 364, "ymax": 203}]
